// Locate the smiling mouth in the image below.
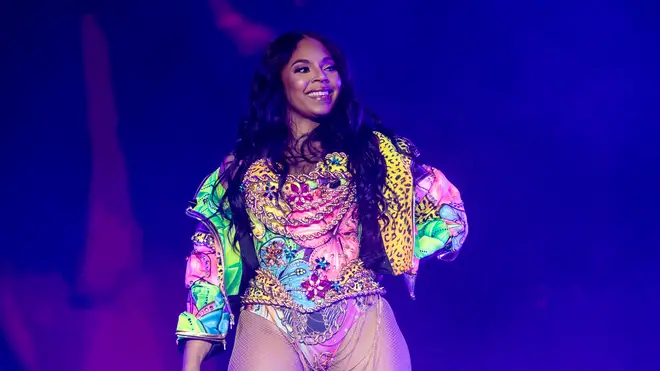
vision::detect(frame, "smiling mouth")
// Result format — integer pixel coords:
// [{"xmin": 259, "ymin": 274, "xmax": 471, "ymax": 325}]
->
[{"xmin": 306, "ymin": 90, "xmax": 333, "ymax": 101}]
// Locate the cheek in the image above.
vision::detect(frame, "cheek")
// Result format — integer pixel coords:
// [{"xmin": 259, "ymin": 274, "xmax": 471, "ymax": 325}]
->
[
  {"xmin": 288, "ymin": 77, "xmax": 307, "ymax": 96},
  {"xmin": 333, "ymin": 76, "xmax": 342, "ymax": 95},
  {"xmin": 283, "ymin": 76, "xmax": 306, "ymax": 101},
  {"xmin": 295, "ymin": 81, "xmax": 308, "ymax": 99}
]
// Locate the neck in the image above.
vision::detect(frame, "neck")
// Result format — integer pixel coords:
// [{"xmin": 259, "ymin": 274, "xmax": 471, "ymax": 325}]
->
[
  {"xmin": 288, "ymin": 113, "xmax": 319, "ymax": 143},
  {"xmin": 287, "ymin": 113, "xmax": 322, "ymax": 158}
]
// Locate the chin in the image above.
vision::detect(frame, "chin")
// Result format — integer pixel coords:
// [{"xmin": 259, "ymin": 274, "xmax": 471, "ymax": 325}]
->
[
  {"xmin": 315, "ymin": 103, "xmax": 340, "ymax": 116},
  {"xmin": 312, "ymin": 109, "xmax": 333, "ymax": 118},
  {"xmin": 304, "ymin": 107, "xmax": 332, "ymax": 119}
]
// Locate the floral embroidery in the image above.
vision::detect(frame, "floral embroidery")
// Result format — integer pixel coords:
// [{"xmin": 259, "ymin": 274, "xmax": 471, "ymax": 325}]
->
[
  {"xmin": 243, "ymin": 157, "xmax": 354, "ymax": 243},
  {"xmin": 286, "ymin": 182, "xmax": 314, "ymax": 206},
  {"xmin": 328, "ymin": 154, "xmax": 342, "ymax": 165},
  {"xmin": 243, "ymin": 260, "xmax": 384, "ymax": 312},
  {"xmin": 242, "ymin": 151, "xmax": 381, "ymax": 309},
  {"xmin": 315, "ymin": 257, "xmax": 329, "ymax": 271},
  {"xmin": 295, "ymin": 267, "xmax": 307, "ymax": 276},
  {"xmin": 301, "ymin": 272, "xmax": 331, "ymax": 300},
  {"xmin": 264, "ymin": 241, "xmax": 285, "ymax": 266},
  {"xmin": 324, "ymin": 152, "xmax": 348, "ymax": 173},
  {"xmin": 283, "ymin": 244, "xmax": 297, "ymax": 261},
  {"xmin": 308, "ymin": 206, "xmax": 359, "ymax": 281},
  {"xmin": 263, "ymin": 183, "xmax": 277, "ymax": 201}
]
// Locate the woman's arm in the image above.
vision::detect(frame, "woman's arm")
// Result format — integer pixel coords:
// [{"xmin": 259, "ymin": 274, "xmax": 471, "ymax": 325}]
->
[
  {"xmin": 177, "ymin": 159, "xmax": 239, "ymax": 369},
  {"xmin": 176, "ymin": 223, "xmax": 231, "ymax": 368},
  {"xmin": 413, "ymin": 163, "xmax": 468, "ymax": 262}
]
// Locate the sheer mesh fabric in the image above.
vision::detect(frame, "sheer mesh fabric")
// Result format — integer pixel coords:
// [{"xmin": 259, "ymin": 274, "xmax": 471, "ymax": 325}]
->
[
  {"xmin": 328, "ymin": 297, "xmax": 411, "ymax": 371},
  {"xmin": 229, "ymin": 297, "xmax": 411, "ymax": 371},
  {"xmin": 228, "ymin": 311, "xmax": 304, "ymax": 371}
]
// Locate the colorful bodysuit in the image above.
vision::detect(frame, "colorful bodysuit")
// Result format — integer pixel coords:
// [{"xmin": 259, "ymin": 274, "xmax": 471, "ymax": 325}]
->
[{"xmin": 176, "ymin": 132, "xmax": 468, "ymax": 370}]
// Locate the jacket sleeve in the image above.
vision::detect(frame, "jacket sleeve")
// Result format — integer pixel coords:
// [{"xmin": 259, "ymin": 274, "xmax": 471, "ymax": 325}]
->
[
  {"xmin": 175, "ymin": 221, "xmax": 232, "ymax": 351},
  {"xmin": 413, "ymin": 163, "xmax": 468, "ymax": 262}
]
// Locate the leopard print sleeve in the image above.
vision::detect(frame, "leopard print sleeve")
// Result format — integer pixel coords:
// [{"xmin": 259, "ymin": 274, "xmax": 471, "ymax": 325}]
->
[{"xmin": 413, "ymin": 164, "xmax": 468, "ymax": 262}]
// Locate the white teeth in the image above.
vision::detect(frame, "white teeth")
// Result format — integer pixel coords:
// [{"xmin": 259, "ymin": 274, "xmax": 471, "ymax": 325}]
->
[{"xmin": 307, "ymin": 91, "xmax": 330, "ymax": 97}]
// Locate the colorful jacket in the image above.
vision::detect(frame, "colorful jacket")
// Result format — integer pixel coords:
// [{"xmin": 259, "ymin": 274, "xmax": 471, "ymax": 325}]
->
[{"xmin": 175, "ymin": 132, "xmax": 468, "ymax": 349}]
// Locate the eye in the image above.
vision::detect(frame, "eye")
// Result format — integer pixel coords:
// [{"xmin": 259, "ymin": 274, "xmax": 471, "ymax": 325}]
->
[
  {"xmin": 294, "ymin": 66, "xmax": 310, "ymax": 73},
  {"xmin": 325, "ymin": 64, "xmax": 337, "ymax": 72}
]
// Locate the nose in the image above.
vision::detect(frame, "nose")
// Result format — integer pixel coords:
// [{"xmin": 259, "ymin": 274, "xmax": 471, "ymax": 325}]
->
[{"xmin": 312, "ymin": 69, "xmax": 329, "ymax": 83}]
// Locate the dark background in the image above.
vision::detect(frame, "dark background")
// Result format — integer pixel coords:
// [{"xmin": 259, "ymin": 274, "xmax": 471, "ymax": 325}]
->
[{"xmin": 1, "ymin": 0, "xmax": 658, "ymax": 370}]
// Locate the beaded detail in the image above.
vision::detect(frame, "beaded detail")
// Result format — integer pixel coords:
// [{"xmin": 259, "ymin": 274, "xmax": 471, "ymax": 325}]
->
[
  {"xmin": 243, "ymin": 152, "xmax": 355, "ymax": 247},
  {"xmin": 242, "ymin": 260, "xmax": 384, "ymax": 313}
]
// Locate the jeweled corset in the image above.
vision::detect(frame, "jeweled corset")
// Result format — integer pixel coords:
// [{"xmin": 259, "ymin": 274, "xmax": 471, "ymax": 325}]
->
[{"xmin": 240, "ymin": 153, "xmax": 384, "ymax": 311}]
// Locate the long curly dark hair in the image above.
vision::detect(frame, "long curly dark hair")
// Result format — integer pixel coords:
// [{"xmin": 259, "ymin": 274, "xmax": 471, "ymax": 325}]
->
[{"xmin": 218, "ymin": 31, "xmax": 400, "ymax": 274}]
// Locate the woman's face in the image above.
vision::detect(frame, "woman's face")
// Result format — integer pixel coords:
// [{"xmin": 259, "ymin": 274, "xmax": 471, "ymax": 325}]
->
[{"xmin": 281, "ymin": 37, "xmax": 342, "ymax": 121}]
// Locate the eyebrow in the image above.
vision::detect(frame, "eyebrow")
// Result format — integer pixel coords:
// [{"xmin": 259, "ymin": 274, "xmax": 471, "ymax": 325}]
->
[{"xmin": 290, "ymin": 57, "xmax": 334, "ymax": 66}]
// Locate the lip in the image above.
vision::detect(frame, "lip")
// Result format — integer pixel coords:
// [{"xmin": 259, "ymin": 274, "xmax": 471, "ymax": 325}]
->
[{"xmin": 305, "ymin": 88, "xmax": 334, "ymax": 101}]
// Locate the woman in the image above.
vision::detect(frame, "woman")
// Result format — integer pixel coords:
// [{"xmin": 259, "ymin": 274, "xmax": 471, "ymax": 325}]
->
[{"xmin": 176, "ymin": 32, "xmax": 468, "ymax": 371}]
